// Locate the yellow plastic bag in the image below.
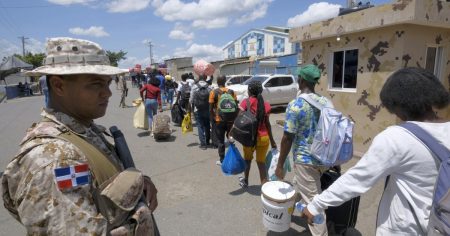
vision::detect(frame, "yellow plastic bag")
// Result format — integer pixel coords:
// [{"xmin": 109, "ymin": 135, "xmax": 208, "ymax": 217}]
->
[
  {"xmin": 133, "ymin": 102, "xmax": 149, "ymax": 130},
  {"xmin": 181, "ymin": 113, "xmax": 193, "ymax": 134}
]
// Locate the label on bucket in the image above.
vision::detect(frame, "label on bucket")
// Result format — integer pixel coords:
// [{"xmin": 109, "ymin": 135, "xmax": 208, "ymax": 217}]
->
[{"xmin": 261, "ymin": 194, "xmax": 294, "ymax": 232}]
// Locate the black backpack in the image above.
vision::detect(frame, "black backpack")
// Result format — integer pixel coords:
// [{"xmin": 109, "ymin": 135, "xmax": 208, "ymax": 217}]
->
[
  {"xmin": 193, "ymin": 85, "xmax": 210, "ymax": 111},
  {"xmin": 231, "ymin": 99, "xmax": 258, "ymax": 147},
  {"xmin": 180, "ymin": 83, "xmax": 191, "ymax": 101}
]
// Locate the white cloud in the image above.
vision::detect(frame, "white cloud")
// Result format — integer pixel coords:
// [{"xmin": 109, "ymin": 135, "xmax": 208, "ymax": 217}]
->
[
  {"xmin": 47, "ymin": 0, "xmax": 93, "ymax": 5},
  {"xmin": 69, "ymin": 26, "xmax": 110, "ymax": 37},
  {"xmin": 173, "ymin": 43, "xmax": 223, "ymax": 62},
  {"xmin": 107, "ymin": 0, "xmax": 151, "ymax": 13},
  {"xmin": 0, "ymin": 38, "xmax": 45, "ymax": 60},
  {"xmin": 192, "ymin": 18, "xmax": 228, "ymax": 29},
  {"xmin": 235, "ymin": 2, "xmax": 269, "ymax": 25},
  {"xmin": 151, "ymin": 0, "xmax": 272, "ymax": 29},
  {"xmin": 169, "ymin": 29, "xmax": 194, "ymax": 41},
  {"xmin": 287, "ymin": 2, "xmax": 341, "ymax": 27},
  {"xmin": 119, "ymin": 56, "xmax": 150, "ymax": 69}
]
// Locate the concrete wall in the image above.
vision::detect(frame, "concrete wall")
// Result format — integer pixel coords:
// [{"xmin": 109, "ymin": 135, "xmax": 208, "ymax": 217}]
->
[
  {"xmin": 300, "ymin": 24, "xmax": 450, "ymax": 155},
  {"xmin": 165, "ymin": 57, "xmax": 192, "ymax": 81},
  {"xmin": 220, "ymin": 62, "xmax": 252, "ymax": 76}
]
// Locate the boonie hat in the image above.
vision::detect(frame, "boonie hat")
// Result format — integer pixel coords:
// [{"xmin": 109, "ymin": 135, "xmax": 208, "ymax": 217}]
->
[
  {"xmin": 298, "ymin": 64, "xmax": 321, "ymax": 83},
  {"xmin": 26, "ymin": 37, "xmax": 123, "ymax": 76}
]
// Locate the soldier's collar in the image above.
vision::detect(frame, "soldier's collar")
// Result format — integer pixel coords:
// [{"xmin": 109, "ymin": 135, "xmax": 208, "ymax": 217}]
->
[{"xmin": 41, "ymin": 108, "xmax": 91, "ymax": 134}]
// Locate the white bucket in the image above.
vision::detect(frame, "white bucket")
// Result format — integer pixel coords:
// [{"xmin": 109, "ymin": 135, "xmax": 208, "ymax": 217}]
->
[{"xmin": 261, "ymin": 181, "xmax": 296, "ymax": 232}]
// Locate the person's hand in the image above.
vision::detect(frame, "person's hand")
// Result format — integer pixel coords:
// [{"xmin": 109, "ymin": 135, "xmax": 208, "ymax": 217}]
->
[
  {"xmin": 302, "ymin": 207, "xmax": 315, "ymax": 226},
  {"xmin": 271, "ymin": 143, "xmax": 277, "ymax": 150},
  {"xmin": 274, "ymin": 166, "xmax": 285, "ymax": 180},
  {"xmin": 143, "ymin": 176, "xmax": 158, "ymax": 212}
]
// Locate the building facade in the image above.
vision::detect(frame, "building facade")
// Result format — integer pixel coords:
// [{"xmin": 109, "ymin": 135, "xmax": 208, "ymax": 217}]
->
[
  {"xmin": 223, "ymin": 27, "xmax": 300, "ymax": 60},
  {"xmin": 290, "ymin": 0, "xmax": 450, "ymax": 155}
]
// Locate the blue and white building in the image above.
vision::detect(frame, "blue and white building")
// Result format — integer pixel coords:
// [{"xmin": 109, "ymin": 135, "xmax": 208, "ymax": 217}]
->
[{"xmin": 223, "ymin": 26, "xmax": 300, "ymax": 60}]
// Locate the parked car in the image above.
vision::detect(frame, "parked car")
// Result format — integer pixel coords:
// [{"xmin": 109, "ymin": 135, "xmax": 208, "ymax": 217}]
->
[
  {"xmin": 225, "ymin": 75, "xmax": 252, "ymax": 86},
  {"xmin": 226, "ymin": 74, "xmax": 298, "ymax": 106}
]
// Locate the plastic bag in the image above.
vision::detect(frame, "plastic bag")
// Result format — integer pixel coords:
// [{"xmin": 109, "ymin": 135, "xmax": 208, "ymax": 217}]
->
[
  {"xmin": 266, "ymin": 149, "xmax": 291, "ymax": 181},
  {"xmin": 133, "ymin": 102, "xmax": 149, "ymax": 130},
  {"xmin": 221, "ymin": 143, "xmax": 246, "ymax": 175},
  {"xmin": 181, "ymin": 113, "xmax": 193, "ymax": 134}
]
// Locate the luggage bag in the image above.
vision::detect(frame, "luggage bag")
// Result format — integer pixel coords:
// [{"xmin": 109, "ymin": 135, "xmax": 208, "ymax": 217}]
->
[
  {"xmin": 152, "ymin": 114, "xmax": 171, "ymax": 140},
  {"xmin": 320, "ymin": 167, "xmax": 360, "ymax": 235}
]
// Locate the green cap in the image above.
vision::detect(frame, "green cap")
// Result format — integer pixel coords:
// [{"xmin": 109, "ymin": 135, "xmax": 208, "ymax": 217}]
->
[{"xmin": 298, "ymin": 64, "xmax": 321, "ymax": 83}]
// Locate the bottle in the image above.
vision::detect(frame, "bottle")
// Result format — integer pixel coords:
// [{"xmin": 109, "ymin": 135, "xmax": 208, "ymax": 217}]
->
[{"xmin": 295, "ymin": 202, "xmax": 324, "ymax": 224}]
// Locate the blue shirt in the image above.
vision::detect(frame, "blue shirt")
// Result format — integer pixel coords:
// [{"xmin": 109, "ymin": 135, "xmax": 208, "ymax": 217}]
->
[
  {"xmin": 284, "ymin": 93, "xmax": 329, "ymax": 165},
  {"xmin": 156, "ymin": 75, "xmax": 165, "ymax": 91}
]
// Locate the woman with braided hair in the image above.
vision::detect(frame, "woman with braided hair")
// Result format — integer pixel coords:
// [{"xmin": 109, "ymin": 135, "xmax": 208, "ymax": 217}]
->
[{"xmin": 238, "ymin": 81, "xmax": 277, "ymax": 187}]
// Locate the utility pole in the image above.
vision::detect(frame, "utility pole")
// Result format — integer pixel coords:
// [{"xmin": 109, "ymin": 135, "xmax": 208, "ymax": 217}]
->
[
  {"xmin": 146, "ymin": 41, "xmax": 153, "ymax": 66},
  {"xmin": 18, "ymin": 36, "xmax": 29, "ymax": 56}
]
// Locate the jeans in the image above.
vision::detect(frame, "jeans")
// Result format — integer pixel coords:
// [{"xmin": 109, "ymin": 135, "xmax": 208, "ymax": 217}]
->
[
  {"xmin": 43, "ymin": 89, "xmax": 49, "ymax": 108},
  {"xmin": 167, "ymin": 89, "xmax": 175, "ymax": 106},
  {"xmin": 216, "ymin": 121, "xmax": 233, "ymax": 162},
  {"xmin": 195, "ymin": 111, "xmax": 211, "ymax": 146},
  {"xmin": 145, "ymin": 99, "xmax": 158, "ymax": 130}
]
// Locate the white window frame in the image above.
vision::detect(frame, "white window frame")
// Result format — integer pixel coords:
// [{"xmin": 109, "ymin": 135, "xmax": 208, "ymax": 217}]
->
[
  {"xmin": 425, "ymin": 45, "xmax": 445, "ymax": 82},
  {"xmin": 327, "ymin": 48, "xmax": 359, "ymax": 93}
]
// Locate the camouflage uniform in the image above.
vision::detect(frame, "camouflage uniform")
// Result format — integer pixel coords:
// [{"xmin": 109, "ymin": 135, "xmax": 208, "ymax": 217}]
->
[{"xmin": 2, "ymin": 109, "xmax": 124, "ymax": 235}]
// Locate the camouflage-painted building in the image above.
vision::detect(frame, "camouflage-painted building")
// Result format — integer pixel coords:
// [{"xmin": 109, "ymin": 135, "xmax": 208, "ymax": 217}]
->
[{"xmin": 290, "ymin": 0, "xmax": 450, "ymax": 156}]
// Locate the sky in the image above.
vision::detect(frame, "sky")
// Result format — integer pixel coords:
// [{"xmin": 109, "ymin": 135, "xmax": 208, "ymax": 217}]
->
[{"xmin": 0, "ymin": 0, "xmax": 391, "ymax": 69}]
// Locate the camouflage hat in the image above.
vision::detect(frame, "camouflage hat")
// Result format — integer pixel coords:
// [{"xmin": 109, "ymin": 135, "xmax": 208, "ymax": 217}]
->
[
  {"xmin": 298, "ymin": 64, "xmax": 321, "ymax": 83},
  {"xmin": 26, "ymin": 37, "xmax": 123, "ymax": 76}
]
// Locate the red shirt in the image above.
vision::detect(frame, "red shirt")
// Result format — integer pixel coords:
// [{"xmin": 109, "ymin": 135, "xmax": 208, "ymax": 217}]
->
[
  {"xmin": 239, "ymin": 97, "xmax": 271, "ymax": 137},
  {"xmin": 140, "ymin": 84, "xmax": 161, "ymax": 106}
]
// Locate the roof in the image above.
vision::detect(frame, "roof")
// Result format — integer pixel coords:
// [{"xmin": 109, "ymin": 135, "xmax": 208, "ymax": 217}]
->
[
  {"xmin": 224, "ymin": 27, "xmax": 290, "ymax": 50},
  {"xmin": 290, "ymin": 0, "xmax": 450, "ymax": 43},
  {"xmin": 0, "ymin": 56, "xmax": 33, "ymax": 71}
]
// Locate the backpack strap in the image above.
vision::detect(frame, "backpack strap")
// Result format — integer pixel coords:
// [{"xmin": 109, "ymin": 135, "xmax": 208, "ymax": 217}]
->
[
  {"xmin": 399, "ymin": 122, "xmax": 450, "ymax": 163},
  {"xmin": 214, "ymin": 88, "xmax": 223, "ymax": 103}
]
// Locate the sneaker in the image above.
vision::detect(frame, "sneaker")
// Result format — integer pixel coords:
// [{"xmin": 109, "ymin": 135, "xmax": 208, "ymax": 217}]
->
[
  {"xmin": 239, "ymin": 176, "xmax": 248, "ymax": 188},
  {"xmin": 215, "ymin": 160, "xmax": 222, "ymax": 166}
]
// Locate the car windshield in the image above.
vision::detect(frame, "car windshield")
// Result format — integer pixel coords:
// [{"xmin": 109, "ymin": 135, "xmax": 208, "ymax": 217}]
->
[{"xmin": 243, "ymin": 76, "xmax": 268, "ymax": 85}]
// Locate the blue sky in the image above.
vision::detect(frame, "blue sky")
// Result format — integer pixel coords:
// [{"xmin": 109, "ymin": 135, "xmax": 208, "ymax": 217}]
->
[{"xmin": 0, "ymin": 0, "xmax": 391, "ymax": 68}]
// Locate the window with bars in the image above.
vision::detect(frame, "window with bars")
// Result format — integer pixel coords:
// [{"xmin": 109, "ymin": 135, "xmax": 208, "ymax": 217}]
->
[{"xmin": 425, "ymin": 46, "xmax": 444, "ymax": 81}]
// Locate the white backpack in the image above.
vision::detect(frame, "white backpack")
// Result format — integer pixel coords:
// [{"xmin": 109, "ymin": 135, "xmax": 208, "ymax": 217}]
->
[{"xmin": 299, "ymin": 93, "xmax": 354, "ymax": 167}]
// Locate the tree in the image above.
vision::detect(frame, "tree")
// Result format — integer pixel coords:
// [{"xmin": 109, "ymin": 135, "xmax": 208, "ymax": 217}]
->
[
  {"xmin": 15, "ymin": 52, "xmax": 46, "ymax": 68},
  {"xmin": 106, "ymin": 50, "xmax": 127, "ymax": 67}
]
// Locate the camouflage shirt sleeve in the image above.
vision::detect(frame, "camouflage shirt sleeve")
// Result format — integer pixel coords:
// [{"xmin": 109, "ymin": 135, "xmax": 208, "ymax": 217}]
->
[{"xmin": 4, "ymin": 138, "xmax": 107, "ymax": 235}]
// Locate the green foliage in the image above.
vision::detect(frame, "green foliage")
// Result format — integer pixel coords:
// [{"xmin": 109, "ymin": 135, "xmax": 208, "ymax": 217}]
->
[
  {"xmin": 15, "ymin": 53, "xmax": 46, "ymax": 68},
  {"xmin": 106, "ymin": 50, "xmax": 127, "ymax": 67}
]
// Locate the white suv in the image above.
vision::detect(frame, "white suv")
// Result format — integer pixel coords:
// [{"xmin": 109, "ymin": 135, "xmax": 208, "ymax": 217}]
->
[{"xmin": 226, "ymin": 74, "xmax": 298, "ymax": 105}]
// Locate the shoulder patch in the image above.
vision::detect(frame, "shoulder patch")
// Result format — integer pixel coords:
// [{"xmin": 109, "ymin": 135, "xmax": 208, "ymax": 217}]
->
[{"xmin": 54, "ymin": 163, "xmax": 90, "ymax": 190}]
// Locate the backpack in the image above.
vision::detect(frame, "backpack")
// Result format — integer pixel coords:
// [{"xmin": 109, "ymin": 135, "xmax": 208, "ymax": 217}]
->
[
  {"xmin": 215, "ymin": 89, "xmax": 237, "ymax": 122},
  {"xmin": 193, "ymin": 84, "xmax": 210, "ymax": 110},
  {"xmin": 230, "ymin": 98, "xmax": 258, "ymax": 147},
  {"xmin": 299, "ymin": 93, "xmax": 354, "ymax": 167},
  {"xmin": 398, "ymin": 122, "xmax": 450, "ymax": 235},
  {"xmin": 180, "ymin": 82, "xmax": 191, "ymax": 101}
]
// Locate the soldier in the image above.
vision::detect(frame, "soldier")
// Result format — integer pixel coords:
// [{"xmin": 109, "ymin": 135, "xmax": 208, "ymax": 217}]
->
[{"xmin": 2, "ymin": 37, "xmax": 158, "ymax": 235}]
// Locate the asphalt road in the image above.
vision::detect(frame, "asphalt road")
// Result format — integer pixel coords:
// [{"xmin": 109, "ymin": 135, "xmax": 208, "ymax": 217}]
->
[{"xmin": 0, "ymin": 83, "xmax": 383, "ymax": 235}]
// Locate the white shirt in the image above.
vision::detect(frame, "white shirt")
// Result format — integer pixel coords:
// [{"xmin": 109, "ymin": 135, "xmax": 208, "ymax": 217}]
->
[
  {"xmin": 177, "ymin": 81, "xmax": 189, "ymax": 92},
  {"xmin": 307, "ymin": 121, "xmax": 450, "ymax": 235}
]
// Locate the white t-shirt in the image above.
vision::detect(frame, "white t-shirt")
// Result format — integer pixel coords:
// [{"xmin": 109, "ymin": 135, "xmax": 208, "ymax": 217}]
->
[{"xmin": 308, "ymin": 121, "xmax": 450, "ymax": 235}]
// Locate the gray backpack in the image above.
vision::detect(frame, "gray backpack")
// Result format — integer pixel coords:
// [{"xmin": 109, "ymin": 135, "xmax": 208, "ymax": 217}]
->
[{"xmin": 400, "ymin": 122, "xmax": 450, "ymax": 235}]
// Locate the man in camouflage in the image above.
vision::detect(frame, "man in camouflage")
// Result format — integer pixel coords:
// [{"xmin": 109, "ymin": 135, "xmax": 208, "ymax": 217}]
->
[{"xmin": 2, "ymin": 37, "xmax": 158, "ymax": 235}]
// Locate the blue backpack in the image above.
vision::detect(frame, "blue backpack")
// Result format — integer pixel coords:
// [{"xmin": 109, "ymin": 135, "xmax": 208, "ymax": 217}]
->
[{"xmin": 400, "ymin": 122, "xmax": 450, "ymax": 235}]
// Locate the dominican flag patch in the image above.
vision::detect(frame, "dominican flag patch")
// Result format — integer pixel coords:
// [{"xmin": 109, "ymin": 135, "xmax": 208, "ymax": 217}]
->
[{"xmin": 54, "ymin": 163, "xmax": 90, "ymax": 190}]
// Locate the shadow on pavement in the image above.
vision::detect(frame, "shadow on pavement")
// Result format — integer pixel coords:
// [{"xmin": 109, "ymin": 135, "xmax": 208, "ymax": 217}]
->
[
  {"xmin": 137, "ymin": 131, "xmax": 151, "ymax": 137},
  {"xmin": 265, "ymin": 215, "xmax": 310, "ymax": 236},
  {"xmin": 187, "ymin": 142, "xmax": 199, "ymax": 147},
  {"xmin": 229, "ymin": 184, "xmax": 261, "ymax": 196},
  {"xmin": 154, "ymin": 135, "xmax": 177, "ymax": 142},
  {"xmin": 271, "ymin": 106, "xmax": 287, "ymax": 114}
]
